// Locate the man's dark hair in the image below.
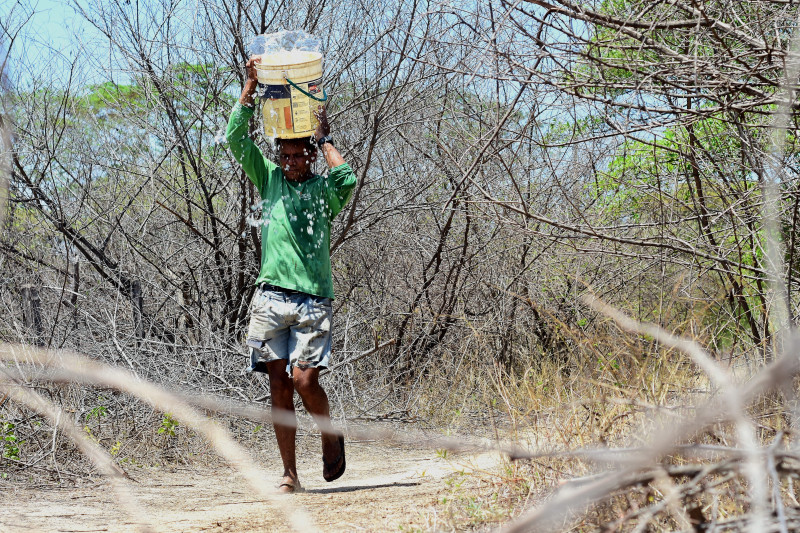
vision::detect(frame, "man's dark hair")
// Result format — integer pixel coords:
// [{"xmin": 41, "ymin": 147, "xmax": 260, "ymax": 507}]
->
[{"xmin": 275, "ymin": 136, "xmax": 318, "ymax": 155}]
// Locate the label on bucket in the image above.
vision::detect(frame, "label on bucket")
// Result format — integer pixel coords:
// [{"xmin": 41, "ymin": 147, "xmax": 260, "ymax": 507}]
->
[{"xmin": 289, "ymin": 77, "xmax": 322, "ymax": 133}]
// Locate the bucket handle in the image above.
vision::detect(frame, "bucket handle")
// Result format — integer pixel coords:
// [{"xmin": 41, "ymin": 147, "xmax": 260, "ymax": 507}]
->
[{"xmin": 284, "ymin": 76, "xmax": 328, "ymax": 102}]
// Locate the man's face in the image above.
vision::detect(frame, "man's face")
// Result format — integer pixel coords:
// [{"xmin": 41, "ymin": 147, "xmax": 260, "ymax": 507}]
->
[{"xmin": 279, "ymin": 139, "xmax": 317, "ymax": 181}]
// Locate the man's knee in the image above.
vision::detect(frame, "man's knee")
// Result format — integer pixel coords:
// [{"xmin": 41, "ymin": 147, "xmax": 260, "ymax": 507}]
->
[{"xmin": 293, "ymin": 366, "xmax": 321, "ymax": 396}]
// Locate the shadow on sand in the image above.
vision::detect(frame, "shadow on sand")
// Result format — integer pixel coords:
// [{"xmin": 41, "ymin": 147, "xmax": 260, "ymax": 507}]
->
[{"xmin": 304, "ymin": 481, "xmax": 421, "ymax": 494}]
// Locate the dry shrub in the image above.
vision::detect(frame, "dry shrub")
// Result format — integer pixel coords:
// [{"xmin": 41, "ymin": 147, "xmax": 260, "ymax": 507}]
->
[{"xmin": 424, "ymin": 300, "xmax": 800, "ymax": 532}]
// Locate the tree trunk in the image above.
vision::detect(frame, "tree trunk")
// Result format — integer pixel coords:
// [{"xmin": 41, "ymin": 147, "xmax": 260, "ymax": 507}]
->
[
  {"xmin": 131, "ymin": 280, "xmax": 144, "ymax": 344},
  {"xmin": 20, "ymin": 284, "xmax": 43, "ymax": 346}
]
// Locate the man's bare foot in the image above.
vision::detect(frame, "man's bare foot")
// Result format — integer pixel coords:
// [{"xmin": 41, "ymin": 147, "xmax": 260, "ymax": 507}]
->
[{"xmin": 277, "ymin": 475, "xmax": 303, "ymax": 494}]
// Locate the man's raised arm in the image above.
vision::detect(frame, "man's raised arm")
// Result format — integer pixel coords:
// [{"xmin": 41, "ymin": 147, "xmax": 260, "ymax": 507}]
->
[
  {"xmin": 313, "ymin": 106, "xmax": 356, "ymax": 215},
  {"xmin": 314, "ymin": 107, "xmax": 346, "ymax": 169},
  {"xmin": 226, "ymin": 57, "xmax": 273, "ymax": 190}
]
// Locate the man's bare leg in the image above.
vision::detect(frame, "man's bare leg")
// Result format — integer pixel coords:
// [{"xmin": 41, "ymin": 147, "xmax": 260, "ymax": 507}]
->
[
  {"xmin": 266, "ymin": 360, "xmax": 299, "ymax": 491},
  {"xmin": 292, "ymin": 366, "xmax": 343, "ymax": 477}
]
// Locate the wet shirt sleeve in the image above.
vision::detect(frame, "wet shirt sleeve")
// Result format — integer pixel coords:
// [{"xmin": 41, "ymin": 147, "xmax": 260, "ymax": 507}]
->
[
  {"xmin": 225, "ymin": 102, "xmax": 277, "ymax": 193},
  {"xmin": 326, "ymin": 163, "xmax": 357, "ymax": 219}
]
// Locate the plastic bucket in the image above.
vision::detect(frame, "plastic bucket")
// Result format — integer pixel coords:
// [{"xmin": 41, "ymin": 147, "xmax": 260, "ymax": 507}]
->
[{"xmin": 255, "ymin": 50, "xmax": 326, "ymax": 139}]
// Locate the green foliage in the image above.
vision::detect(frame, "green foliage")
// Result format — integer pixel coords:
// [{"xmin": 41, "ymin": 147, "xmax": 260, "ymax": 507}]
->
[
  {"xmin": 171, "ymin": 62, "xmax": 217, "ymax": 92},
  {"xmin": 85, "ymin": 396, "xmax": 110, "ymax": 435},
  {"xmin": 541, "ymin": 114, "xmax": 606, "ymax": 145},
  {"xmin": 85, "ymin": 82, "xmax": 143, "ymax": 111},
  {"xmin": 569, "ymin": 0, "xmax": 785, "ymax": 109},
  {"xmin": 594, "ymin": 115, "xmax": 761, "ymax": 222},
  {"xmin": 157, "ymin": 413, "xmax": 179, "ymax": 437},
  {"xmin": 596, "ymin": 112, "xmax": 788, "ymax": 345},
  {"xmin": 83, "ymin": 425, "xmax": 99, "ymax": 443},
  {"xmin": 591, "ymin": 137, "xmax": 669, "ymax": 223},
  {"xmin": 110, "ymin": 440, "xmax": 122, "ymax": 456},
  {"xmin": 87, "ymin": 405, "xmax": 108, "ymax": 420},
  {"xmin": 567, "ymin": 2, "xmax": 661, "ymax": 98},
  {"xmin": 1, "ymin": 422, "xmax": 21, "ymax": 460}
]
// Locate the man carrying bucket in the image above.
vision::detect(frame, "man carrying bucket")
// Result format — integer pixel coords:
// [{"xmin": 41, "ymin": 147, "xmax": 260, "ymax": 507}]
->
[{"xmin": 226, "ymin": 57, "xmax": 354, "ymax": 493}]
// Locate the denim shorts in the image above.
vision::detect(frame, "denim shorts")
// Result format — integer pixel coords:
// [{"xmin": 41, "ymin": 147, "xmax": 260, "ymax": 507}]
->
[{"xmin": 246, "ymin": 286, "xmax": 332, "ymax": 374}]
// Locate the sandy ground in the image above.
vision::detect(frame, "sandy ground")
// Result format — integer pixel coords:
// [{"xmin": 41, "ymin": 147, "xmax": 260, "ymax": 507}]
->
[{"xmin": 1, "ymin": 437, "xmax": 502, "ymax": 532}]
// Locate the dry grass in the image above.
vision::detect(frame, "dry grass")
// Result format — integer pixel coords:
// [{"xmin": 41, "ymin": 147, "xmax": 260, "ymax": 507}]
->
[{"xmin": 418, "ymin": 299, "xmax": 800, "ymax": 532}]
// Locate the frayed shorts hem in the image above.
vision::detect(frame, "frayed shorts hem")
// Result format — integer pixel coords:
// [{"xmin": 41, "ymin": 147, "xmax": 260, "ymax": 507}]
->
[{"xmin": 244, "ymin": 286, "xmax": 332, "ymax": 375}]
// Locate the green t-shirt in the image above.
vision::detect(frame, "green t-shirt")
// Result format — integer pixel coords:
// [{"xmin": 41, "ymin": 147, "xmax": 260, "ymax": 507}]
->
[{"xmin": 226, "ymin": 102, "xmax": 356, "ymax": 299}]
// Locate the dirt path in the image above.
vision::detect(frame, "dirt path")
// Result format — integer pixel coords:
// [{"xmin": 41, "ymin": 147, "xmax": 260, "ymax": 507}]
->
[{"xmin": 1, "ymin": 438, "xmax": 501, "ymax": 532}]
